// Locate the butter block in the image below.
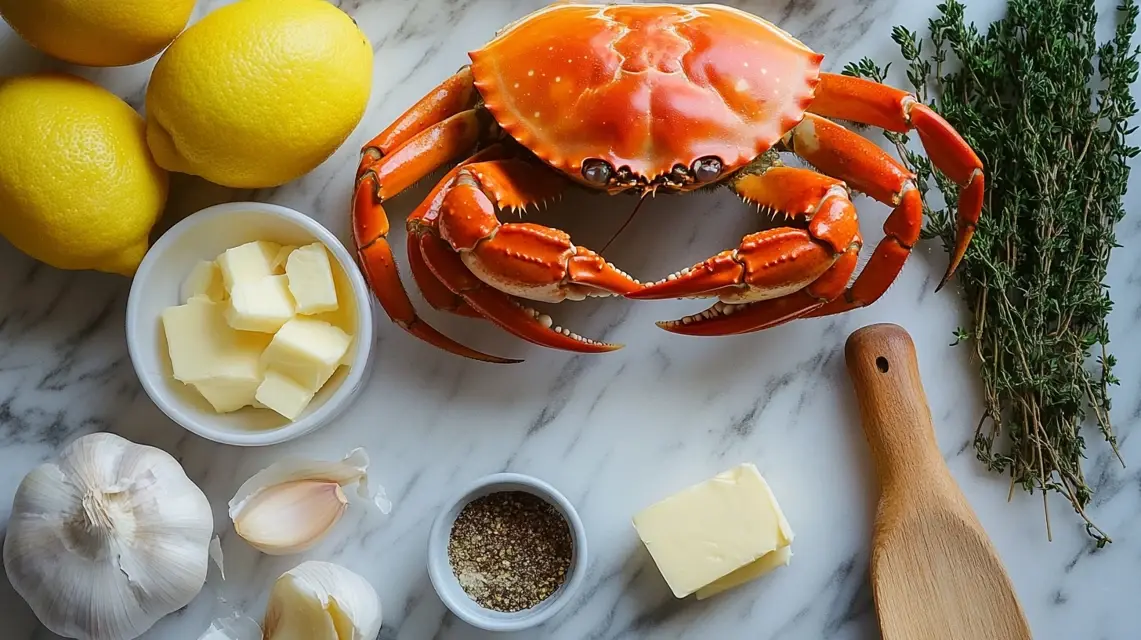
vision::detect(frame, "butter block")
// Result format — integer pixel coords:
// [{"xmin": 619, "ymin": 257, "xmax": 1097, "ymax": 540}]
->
[
  {"xmin": 193, "ymin": 376, "xmax": 262, "ymax": 413},
  {"xmin": 225, "ymin": 274, "xmax": 296, "ymax": 333},
  {"xmin": 696, "ymin": 545, "xmax": 792, "ymax": 600},
  {"xmin": 160, "ymin": 296, "xmax": 272, "ymax": 385},
  {"xmin": 632, "ymin": 463, "xmax": 794, "ymax": 599},
  {"xmin": 181, "ymin": 260, "xmax": 226, "ymax": 303},
  {"xmin": 271, "ymin": 245, "xmax": 297, "ymax": 274},
  {"xmin": 260, "ymin": 317, "xmax": 352, "ymax": 390},
  {"xmin": 285, "ymin": 242, "xmax": 339, "ymax": 315},
  {"xmin": 216, "ymin": 240, "xmax": 281, "ymax": 291},
  {"xmin": 255, "ymin": 369, "xmax": 315, "ymax": 420}
]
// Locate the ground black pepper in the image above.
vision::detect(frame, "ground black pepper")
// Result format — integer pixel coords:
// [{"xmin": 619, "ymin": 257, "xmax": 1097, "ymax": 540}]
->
[{"xmin": 447, "ymin": 491, "xmax": 573, "ymax": 612}]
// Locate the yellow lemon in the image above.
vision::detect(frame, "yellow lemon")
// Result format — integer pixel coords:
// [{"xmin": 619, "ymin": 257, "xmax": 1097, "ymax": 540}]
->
[
  {"xmin": 0, "ymin": 0, "xmax": 195, "ymax": 67},
  {"xmin": 0, "ymin": 73, "xmax": 169, "ymax": 276},
  {"xmin": 145, "ymin": 0, "xmax": 373, "ymax": 189}
]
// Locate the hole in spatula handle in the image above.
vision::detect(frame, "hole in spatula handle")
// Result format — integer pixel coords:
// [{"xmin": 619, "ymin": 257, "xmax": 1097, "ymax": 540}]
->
[{"xmin": 876, "ymin": 356, "xmax": 889, "ymax": 373}]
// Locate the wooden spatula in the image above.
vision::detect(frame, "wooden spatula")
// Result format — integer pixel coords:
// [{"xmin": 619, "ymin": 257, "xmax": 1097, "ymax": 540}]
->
[{"xmin": 844, "ymin": 323, "xmax": 1032, "ymax": 640}]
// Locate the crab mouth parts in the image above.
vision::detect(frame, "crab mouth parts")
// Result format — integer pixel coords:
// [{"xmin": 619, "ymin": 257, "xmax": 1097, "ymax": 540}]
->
[
  {"xmin": 581, "ymin": 157, "xmax": 726, "ymax": 193},
  {"xmin": 615, "ymin": 171, "xmax": 695, "ymax": 192}
]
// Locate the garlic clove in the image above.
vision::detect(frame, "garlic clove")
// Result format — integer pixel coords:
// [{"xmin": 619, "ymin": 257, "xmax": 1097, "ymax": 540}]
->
[
  {"xmin": 233, "ymin": 481, "xmax": 349, "ymax": 555},
  {"xmin": 228, "ymin": 448, "xmax": 378, "ymax": 555},
  {"xmin": 263, "ymin": 561, "xmax": 382, "ymax": 640}
]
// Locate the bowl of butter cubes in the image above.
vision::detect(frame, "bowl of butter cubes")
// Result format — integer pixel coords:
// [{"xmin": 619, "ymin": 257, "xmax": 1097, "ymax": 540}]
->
[{"xmin": 126, "ymin": 201, "xmax": 376, "ymax": 446}]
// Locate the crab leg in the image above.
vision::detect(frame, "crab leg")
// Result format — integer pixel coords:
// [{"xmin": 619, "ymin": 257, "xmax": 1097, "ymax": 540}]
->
[
  {"xmin": 423, "ymin": 158, "xmax": 642, "ymax": 353},
  {"xmin": 809, "ymin": 72, "xmax": 985, "ymax": 289},
  {"xmin": 353, "ymin": 108, "xmax": 517, "ymax": 363},
  {"xmin": 780, "ymin": 113, "xmax": 929, "ymax": 317},
  {"xmin": 364, "ymin": 66, "xmax": 478, "ymax": 157}
]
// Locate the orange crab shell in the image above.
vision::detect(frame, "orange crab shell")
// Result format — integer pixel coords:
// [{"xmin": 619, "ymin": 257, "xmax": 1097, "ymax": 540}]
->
[{"xmin": 469, "ymin": 3, "xmax": 824, "ymax": 185}]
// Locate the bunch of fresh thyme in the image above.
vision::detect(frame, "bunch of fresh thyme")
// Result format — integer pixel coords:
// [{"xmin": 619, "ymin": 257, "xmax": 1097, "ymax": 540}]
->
[{"xmin": 844, "ymin": 0, "xmax": 1139, "ymax": 545}]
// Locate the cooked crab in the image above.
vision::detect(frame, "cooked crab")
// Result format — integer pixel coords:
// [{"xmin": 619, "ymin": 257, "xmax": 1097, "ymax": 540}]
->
[{"xmin": 352, "ymin": 2, "xmax": 984, "ymax": 363}]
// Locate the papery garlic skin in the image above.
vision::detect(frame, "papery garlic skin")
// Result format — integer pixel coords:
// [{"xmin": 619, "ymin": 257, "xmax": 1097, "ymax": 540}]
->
[
  {"xmin": 228, "ymin": 449, "xmax": 372, "ymax": 555},
  {"xmin": 263, "ymin": 561, "xmax": 382, "ymax": 640},
  {"xmin": 197, "ymin": 613, "xmax": 263, "ymax": 640},
  {"xmin": 3, "ymin": 432, "xmax": 214, "ymax": 640}
]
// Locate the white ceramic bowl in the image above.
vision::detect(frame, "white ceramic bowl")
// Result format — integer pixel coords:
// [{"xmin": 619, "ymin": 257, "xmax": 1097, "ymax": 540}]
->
[
  {"xmin": 427, "ymin": 473, "xmax": 589, "ymax": 632},
  {"xmin": 126, "ymin": 201, "xmax": 375, "ymax": 446}
]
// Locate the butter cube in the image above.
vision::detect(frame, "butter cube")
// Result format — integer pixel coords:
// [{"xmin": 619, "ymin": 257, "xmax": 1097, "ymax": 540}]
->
[
  {"xmin": 216, "ymin": 240, "xmax": 281, "ymax": 291},
  {"xmin": 260, "ymin": 317, "xmax": 352, "ymax": 390},
  {"xmin": 225, "ymin": 275, "xmax": 296, "ymax": 333},
  {"xmin": 632, "ymin": 463, "xmax": 794, "ymax": 599},
  {"xmin": 255, "ymin": 370, "xmax": 315, "ymax": 420},
  {"xmin": 160, "ymin": 295, "xmax": 271, "ymax": 385},
  {"xmin": 181, "ymin": 260, "xmax": 226, "ymax": 303},
  {"xmin": 271, "ymin": 245, "xmax": 297, "ymax": 274},
  {"xmin": 193, "ymin": 376, "xmax": 262, "ymax": 413},
  {"xmin": 285, "ymin": 242, "xmax": 339, "ymax": 315}
]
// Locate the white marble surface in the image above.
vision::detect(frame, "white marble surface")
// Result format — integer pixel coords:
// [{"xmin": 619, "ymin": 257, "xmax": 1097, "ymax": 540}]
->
[{"xmin": 2, "ymin": 1, "xmax": 1140, "ymax": 638}]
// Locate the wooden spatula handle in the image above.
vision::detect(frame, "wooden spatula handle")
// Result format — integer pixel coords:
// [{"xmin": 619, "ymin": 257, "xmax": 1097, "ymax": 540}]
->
[{"xmin": 845, "ymin": 323, "xmax": 946, "ymax": 488}]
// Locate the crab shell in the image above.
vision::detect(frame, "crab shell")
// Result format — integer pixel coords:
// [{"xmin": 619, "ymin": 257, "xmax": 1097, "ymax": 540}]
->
[{"xmin": 468, "ymin": 3, "xmax": 824, "ymax": 189}]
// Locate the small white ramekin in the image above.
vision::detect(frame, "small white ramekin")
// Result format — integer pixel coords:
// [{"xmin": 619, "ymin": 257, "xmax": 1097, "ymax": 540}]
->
[
  {"xmin": 126, "ymin": 201, "xmax": 375, "ymax": 447},
  {"xmin": 427, "ymin": 473, "xmax": 589, "ymax": 632}
]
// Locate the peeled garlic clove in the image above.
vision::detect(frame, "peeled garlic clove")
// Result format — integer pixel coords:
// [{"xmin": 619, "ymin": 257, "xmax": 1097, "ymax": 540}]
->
[
  {"xmin": 228, "ymin": 449, "xmax": 371, "ymax": 555},
  {"xmin": 263, "ymin": 561, "xmax": 382, "ymax": 640},
  {"xmin": 234, "ymin": 481, "xmax": 349, "ymax": 555}
]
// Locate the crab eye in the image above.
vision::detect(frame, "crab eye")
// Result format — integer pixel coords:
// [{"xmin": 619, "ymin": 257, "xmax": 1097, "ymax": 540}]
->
[
  {"xmin": 692, "ymin": 156, "xmax": 723, "ymax": 182},
  {"xmin": 581, "ymin": 159, "xmax": 613, "ymax": 185}
]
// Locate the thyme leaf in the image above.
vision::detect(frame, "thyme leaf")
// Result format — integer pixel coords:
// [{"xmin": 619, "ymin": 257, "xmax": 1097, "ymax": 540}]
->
[{"xmin": 846, "ymin": 0, "xmax": 1139, "ymax": 546}]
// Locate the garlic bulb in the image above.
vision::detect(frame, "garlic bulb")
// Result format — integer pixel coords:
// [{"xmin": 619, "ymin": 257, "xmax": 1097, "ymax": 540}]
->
[
  {"xmin": 263, "ymin": 561, "xmax": 382, "ymax": 640},
  {"xmin": 3, "ymin": 432, "xmax": 214, "ymax": 640},
  {"xmin": 228, "ymin": 448, "xmax": 378, "ymax": 555}
]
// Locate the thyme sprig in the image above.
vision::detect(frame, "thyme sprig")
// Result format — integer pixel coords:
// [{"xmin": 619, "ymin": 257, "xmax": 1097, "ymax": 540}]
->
[{"xmin": 844, "ymin": 0, "xmax": 1139, "ymax": 546}]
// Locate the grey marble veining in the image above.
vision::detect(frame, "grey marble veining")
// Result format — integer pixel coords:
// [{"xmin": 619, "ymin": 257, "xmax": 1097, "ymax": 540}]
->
[{"xmin": 2, "ymin": 1, "xmax": 1141, "ymax": 638}]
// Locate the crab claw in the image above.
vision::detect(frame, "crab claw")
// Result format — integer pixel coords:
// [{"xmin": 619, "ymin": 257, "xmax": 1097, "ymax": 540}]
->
[
  {"xmin": 418, "ymin": 235, "xmax": 622, "ymax": 354},
  {"xmin": 437, "ymin": 161, "xmax": 642, "ymax": 303},
  {"xmin": 629, "ymin": 226, "xmax": 840, "ymax": 303},
  {"xmin": 626, "ymin": 250, "xmax": 746, "ymax": 300},
  {"xmin": 566, "ymin": 248, "xmax": 644, "ymax": 298},
  {"xmin": 657, "ymin": 243, "xmax": 861, "ymax": 336},
  {"xmin": 656, "ymin": 298, "xmax": 821, "ymax": 336}
]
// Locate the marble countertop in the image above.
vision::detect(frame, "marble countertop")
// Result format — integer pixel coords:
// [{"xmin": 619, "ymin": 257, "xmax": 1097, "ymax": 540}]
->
[{"xmin": 3, "ymin": 1, "xmax": 1140, "ymax": 638}]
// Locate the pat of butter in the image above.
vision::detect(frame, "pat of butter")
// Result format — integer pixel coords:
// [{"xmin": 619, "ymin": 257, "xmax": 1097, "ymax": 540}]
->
[
  {"xmin": 632, "ymin": 463, "xmax": 794, "ymax": 599},
  {"xmin": 193, "ymin": 376, "xmax": 262, "ymax": 413},
  {"xmin": 285, "ymin": 243, "xmax": 339, "ymax": 315},
  {"xmin": 160, "ymin": 295, "xmax": 271, "ymax": 386},
  {"xmin": 260, "ymin": 317, "xmax": 352, "ymax": 390},
  {"xmin": 696, "ymin": 544, "xmax": 791, "ymax": 600},
  {"xmin": 255, "ymin": 369, "xmax": 315, "ymax": 420},
  {"xmin": 272, "ymin": 245, "xmax": 297, "ymax": 274},
  {"xmin": 225, "ymin": 274, "xmax": 296, "ymax": 333},
  {"xmin": 216, "ymin": 240, "xmax": 281, "ymax": 291},
  {"xmin": 181, "ymin": 260, "xmax": 226, "ymax": 303}
]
